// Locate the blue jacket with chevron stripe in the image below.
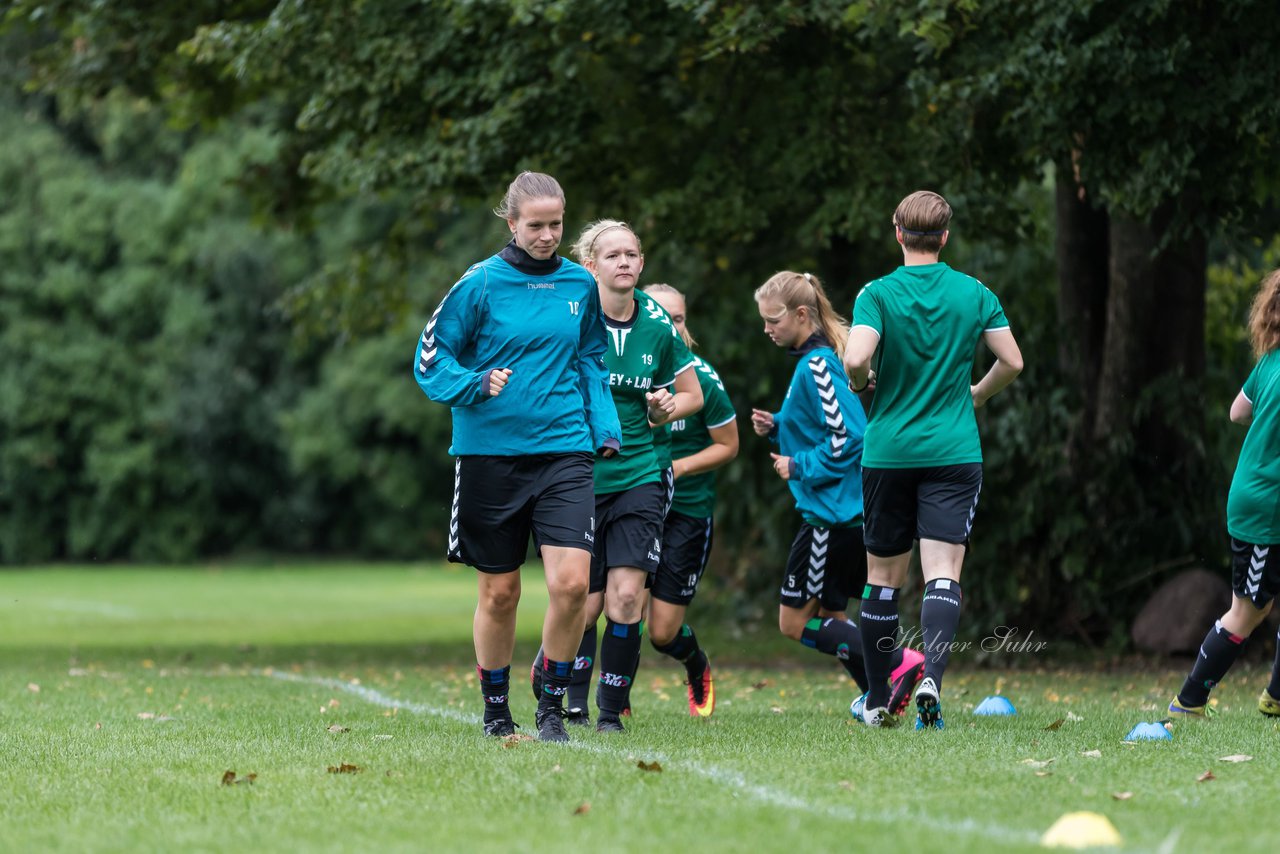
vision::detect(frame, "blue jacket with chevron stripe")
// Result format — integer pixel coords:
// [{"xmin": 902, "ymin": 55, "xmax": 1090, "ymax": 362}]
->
[
  {"xmin": 769, "ymin": 333, "xmax": 866, "ymax": 527},
  {"xmin": 412, "ymin": 242, "xmax": 622, "ymax": 456}
]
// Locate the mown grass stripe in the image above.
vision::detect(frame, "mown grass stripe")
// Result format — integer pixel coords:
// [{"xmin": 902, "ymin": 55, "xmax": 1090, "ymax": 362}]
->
[{"xmin": 270, "ymin": 669, "xmax": 1040, "ymax": 844}]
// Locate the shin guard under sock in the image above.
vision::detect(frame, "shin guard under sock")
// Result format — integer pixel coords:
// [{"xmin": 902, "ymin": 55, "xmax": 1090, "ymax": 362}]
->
[
  {"xmin": 597, "ymin": 619, "xmax": 642, "ymax": 717},
  {"xmin": 1178, "ymin": 620, "xmax": 1246, "ymax": 707},
  {"xmin": 567, "ymin": 623, "xmax": 598, "ymax": 712},
  {"xmin": 920, "ymin": 579, "xmax": 963, "ymax": 691},
  {"xmin": 653, "ymin": 623, "xmax": 708, "ymax": 680},
  {"xmin": 859, "ymin": 585, "xmax": 900, "ymax": 709},
  {"xmin": 801, "ymin": 616, "xmax": 868, "ymax": 692},
  {"xmin": 477, "ymin": 665, "xmax": 511, "ymax": 723},
  {"xmin": 538, "ymin": 658, "xmax": 573, "ymax": 712}
]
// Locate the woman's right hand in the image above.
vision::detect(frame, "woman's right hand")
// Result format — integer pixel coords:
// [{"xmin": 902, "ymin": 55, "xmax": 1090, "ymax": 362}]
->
[
  {"xmin": 488, "ymin": 368, "xmax": 513, "ymax": 397},
  {"xmin": 750, "ymin": 408, "xmax": 775, "ymax": 437}
]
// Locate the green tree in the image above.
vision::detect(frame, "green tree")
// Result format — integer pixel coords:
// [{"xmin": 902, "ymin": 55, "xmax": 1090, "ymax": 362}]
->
[{"xmin": 7, "ymin": 2, "xmax": 1280, "ymax": 636}]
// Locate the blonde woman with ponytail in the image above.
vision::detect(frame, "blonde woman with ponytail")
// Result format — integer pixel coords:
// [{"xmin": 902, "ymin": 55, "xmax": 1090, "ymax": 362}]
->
[
  {"xmin": 751, "ymin": 271, "xmax": 924, "ymax": 722},
  {"xmin": 1168, "ymin": 267, "xmax": 1280, "ymax": 720}
]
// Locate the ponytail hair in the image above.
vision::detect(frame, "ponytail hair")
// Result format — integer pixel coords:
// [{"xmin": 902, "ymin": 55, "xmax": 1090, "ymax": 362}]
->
[
  {"xmin": 493, "ymin": 171, "xmax": 564, "ymax": 220},
  {"xmin": 753, "ymin": 271, "xmax": 849, "ymax": 357},
  {"xmin": 570, "ymin": 219, "xmax": 641, "ymax": 265},
  {"xmin": 1249, "ymin": 268, "xmax": 1280, "ymax": 358},
  {"xmin": 642, "ymin": 283, "xmax": 697, "ymax": 349}
]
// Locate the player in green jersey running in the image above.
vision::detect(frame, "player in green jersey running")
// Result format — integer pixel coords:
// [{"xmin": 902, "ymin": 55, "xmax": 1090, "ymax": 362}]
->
[
  {"xmin": 643, "ymin": 283, "xmax": 739, "ymax": 718},
  {"xmin": 845, "ymin": 191, "xmax": 1023, "ymax": 729},
  {"xmin": 558, "ymin": 220, "xmax": 703, "ymax": 733},
  {"xmin": 1169, "ymin": 268, "xmax": 1280, "ymax": 720}
]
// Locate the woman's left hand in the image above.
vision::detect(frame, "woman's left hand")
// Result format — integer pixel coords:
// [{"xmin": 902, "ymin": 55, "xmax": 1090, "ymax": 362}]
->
[
  {"xmin": 646, "ymin": 389, "xmax": 677, "ymax": 425},
  {"xmin": 770, "ymin": 453, "xmax": 792, "ymax": 481}
]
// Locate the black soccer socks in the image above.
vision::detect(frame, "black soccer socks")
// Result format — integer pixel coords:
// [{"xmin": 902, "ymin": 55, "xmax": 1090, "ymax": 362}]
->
[
  {"xmin": 920, "ymin": 579, "xmax": 963, "ymax": 690},
  {"xmin": 1179, "ymin": 620, "xmax": 1246, "ymax": 707},
  {"xmin": 860, "ymin": 585, "xmax": 900, "ymax": 709}
]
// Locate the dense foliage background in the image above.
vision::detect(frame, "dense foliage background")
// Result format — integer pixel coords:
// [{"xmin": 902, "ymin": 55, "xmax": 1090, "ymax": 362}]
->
[{"xmin": 3, "ymin": 1, "xmax": 1280, "ymax": 643}]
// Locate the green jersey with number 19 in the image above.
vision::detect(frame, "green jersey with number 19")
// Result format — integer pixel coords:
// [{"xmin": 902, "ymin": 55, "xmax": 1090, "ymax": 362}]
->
[{"xmin": 595, "ymin": 296, "xmax": 694, "ymax": 494}]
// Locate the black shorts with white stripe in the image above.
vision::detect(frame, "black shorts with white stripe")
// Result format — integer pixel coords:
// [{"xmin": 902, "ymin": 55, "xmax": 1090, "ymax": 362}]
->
[
  {"xmin": 1230, "ymin": 537, "xmax": 1280, "ymax": 608},
  {"xmin": 448, "ymin": 453, "xmax": 594, "ymax": 573},
  {"xmin": 862, "ymin": 463, "xmax": 983, "ymax": 557},
  {"xmin": 589, "ymin": 481, "xmax": 667, "ymax": 593},
  {"xmin": 778, "ymin": 523, "xmax": 868, "ymax": 612},
  {"xmin": 660, "ymin": 466, "xmax": 675, "ymax": 518},
  {"xmin": 651, "ymin": 510, "xmax": 714, "ymax": 606}
]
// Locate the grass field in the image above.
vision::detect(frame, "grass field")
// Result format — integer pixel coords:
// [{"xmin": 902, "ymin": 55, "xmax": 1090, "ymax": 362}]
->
[{"xmin": 2, "ymin": 564, "xmax": 1277, "ymax": 853}]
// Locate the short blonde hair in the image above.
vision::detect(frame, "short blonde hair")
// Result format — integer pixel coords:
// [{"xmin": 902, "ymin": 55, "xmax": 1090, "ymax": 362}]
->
[{"xmin": 893, "ymin": 190, "xmax": 952, "ymax": 253}]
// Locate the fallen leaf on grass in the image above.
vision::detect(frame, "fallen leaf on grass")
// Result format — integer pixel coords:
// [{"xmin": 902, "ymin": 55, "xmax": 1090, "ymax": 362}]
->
[
  {"xmin": 770, "ymin": 706, "xmax": 785, "ymax": 714},
  {"xmin": 1035, "ymin": 771, "xmax": 1052, "ymax": 777},
  {"xmin": 637, "ymin": 761, "xmax": 663, "ymax": 772},
  {"xmin": 327, "ymin": 725, "xmax": 350, "ymax": 733},
  {"xmin": 221, "ymin": 771, "xmax": 257, "ymax": 785},
  {"xmin": 573, "ymin": 802, "xmax": 591, "ymax": 815},
  {"xmin": 1219, "ymin": 754, "xmax": 1253, "ymax": 763},
  {"xmin": 1081, "ymin": 750, "xmax": 1102, "ymax": 758},
  {"xmin": 27, "ymin": 683, "xmax": 39, "ymax": 693},
  {"xmin": 1020, "ymin": 758, "xmax": 1055, "ymax": 768},
  {"xmin": 552, "ymin": 764, "xmax": 562, "ymax": 773},
  {"xmin": 137, "ymin": 712, "xmax": 155, "ymax": 719},
  {"xmin": 751, "ymin": 680, "xmax": 770, "ymax": 691},
  {"xmin": 838, "ymin": 780, "xmax": 853, "ymax": 790},
  {"xmin": 1197, "ymin": 770, "xmax": 1215, "ymax": 783},
  {"xmin": 1067, "ymin": 711, "xmax": 1084, "ymax": 722},
  {"xmin": 1044, "ymin": 719, "xmax": 1065, "ymax": 731},
  {"xmin": 501, "ymin": 734, "xmax": 534, "ymax": 748},
  {"xmin": 1111, "ymin": 791, "xmax": 1133, "ymax": 801},
  {"xmin": 327, "ymin": 763, "xmax": 361, "ymax": 774}
]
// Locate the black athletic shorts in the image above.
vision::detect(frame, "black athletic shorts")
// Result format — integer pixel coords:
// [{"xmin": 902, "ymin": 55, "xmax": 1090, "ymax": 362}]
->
[
  {"xmin": 652, "ymin": 510, "xmax": 714, "ymax": 606},
  {"xmin": 862, "ymin": 463, "xmax": 983, "ymax": 557},
  {"xmin": 589, "ymin": 481, "xmax": 667, "ymax": 593},
  {"xmin": 447, "ymin": 452, "xmax": 594, "ymax": 573},
  {"xmin": 778, "ymin": 523, "xmax": 867, "ymax": 612},
  {"xmin": 1231, "ymin": 537, "xmax": 1280, "ymax": 608}
]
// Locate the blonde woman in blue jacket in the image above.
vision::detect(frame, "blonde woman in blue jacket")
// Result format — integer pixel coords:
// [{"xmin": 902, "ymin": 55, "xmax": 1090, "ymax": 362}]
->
[{"xmin": 753, "ymin": 271, "xmax": 924, "ymax": 719}]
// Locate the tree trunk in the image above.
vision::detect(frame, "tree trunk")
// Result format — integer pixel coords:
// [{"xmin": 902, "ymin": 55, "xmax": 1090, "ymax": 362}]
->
[
  {"xmin": 1092, "ymin": 205, "xmax": 1206, "ymax": 467},
  {"xmin": 1054, "ymin": 165, "xmax": 1110, "ymax": 440}
]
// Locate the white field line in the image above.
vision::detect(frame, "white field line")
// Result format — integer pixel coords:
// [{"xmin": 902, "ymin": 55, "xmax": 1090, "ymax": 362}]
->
[
  {"xmin": 38, "ymin": 598, "xmax": 139, "ymax": 618},
  {"xmin": 268, "ymin": 670, "xmax": 1039, "ymax": 845}
]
